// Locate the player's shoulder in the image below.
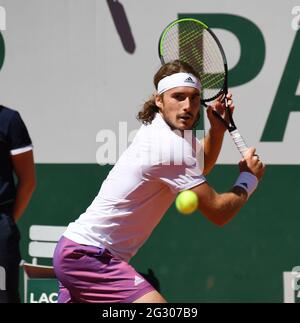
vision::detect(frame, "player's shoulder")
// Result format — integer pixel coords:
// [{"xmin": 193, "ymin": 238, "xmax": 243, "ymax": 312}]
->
[{"xmin": 0, "ymin": 105, "xmax": 19, "ymax": 119}]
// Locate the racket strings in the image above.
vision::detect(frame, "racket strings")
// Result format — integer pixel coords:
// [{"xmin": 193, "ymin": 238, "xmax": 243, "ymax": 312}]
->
[{"xmin": 160, "ymin": 21, "xmax": 226, "ymax": 101}]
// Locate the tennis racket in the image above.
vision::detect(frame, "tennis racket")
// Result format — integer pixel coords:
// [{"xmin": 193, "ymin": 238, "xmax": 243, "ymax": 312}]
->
[{"xmin": 158, "ymin": 18, "xmax": 248, "ymax": 157}]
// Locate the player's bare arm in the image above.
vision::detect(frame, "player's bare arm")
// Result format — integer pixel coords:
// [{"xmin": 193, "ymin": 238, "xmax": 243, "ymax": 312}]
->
[
  {"xmin": 192, "ymin": 147, "xmax": 265, "ymax": 226},
  {"xmin": 11, "ymin": 150, "xmax": 36, "ymax": 222}
]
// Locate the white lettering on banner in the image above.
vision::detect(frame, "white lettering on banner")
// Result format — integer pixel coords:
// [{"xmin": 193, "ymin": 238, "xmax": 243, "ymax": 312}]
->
[
  {"xmin": 291, "ymin": 266, "xmax": 300, "ymax": 291},
  {"xmin": 283, "ymin": 266, "xmax": 300, "ymax": 303},
  {"xmin": 30, "ymin": 292, "xmax": 58, "ymax": 303},
  {"xmin": 0, "ymin": 266, "xmax": 5, "ymax": 291},
  {"xmin": 291, "ymin": 6, "xmax": 300, "ymax": 31}
]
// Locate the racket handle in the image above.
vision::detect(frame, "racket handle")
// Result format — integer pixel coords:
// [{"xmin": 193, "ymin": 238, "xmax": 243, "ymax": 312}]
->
[{"xmin": 229, "ymin": 129, "xmax": 248, "ymax": 157}]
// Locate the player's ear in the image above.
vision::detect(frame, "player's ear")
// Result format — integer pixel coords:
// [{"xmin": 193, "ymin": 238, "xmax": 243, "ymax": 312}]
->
[{"xmin": 155, "ymin": 93, "xmax": 163, "ymax": 110}]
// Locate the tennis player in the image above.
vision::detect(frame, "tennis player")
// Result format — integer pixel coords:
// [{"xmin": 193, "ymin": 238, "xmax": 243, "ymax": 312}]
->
[{"xmin": 53, "ymin": 60, "xmax": 265, "ymax": 303}]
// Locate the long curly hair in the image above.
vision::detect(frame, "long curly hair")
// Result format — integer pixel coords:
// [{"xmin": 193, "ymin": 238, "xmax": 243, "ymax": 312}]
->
[{"xmin": 137, "ymin": 60, "xmax": 199, "ymax": 124}]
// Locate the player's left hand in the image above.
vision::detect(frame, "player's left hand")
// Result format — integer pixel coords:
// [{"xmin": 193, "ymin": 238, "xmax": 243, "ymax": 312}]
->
[{"xmin": 206, "ymin": 92, "xmax": 234, "ymax": 134}]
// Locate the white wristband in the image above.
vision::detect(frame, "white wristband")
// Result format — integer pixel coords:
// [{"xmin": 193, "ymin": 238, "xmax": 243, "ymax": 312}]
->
[{"xmin": 234, "ymin": 172, "xmax": 258, "ymax": 198}]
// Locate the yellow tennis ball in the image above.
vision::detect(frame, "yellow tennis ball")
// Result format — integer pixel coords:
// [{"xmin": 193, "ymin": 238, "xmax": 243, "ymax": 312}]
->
[{"xmin": 175, "ymin": 190, "xmax": 198, "ymax": 215}]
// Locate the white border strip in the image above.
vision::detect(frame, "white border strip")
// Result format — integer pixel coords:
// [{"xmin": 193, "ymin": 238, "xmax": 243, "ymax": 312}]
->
[{"xmin": 10, "ymin": 145, "xmax": 33, "ymax": 156}]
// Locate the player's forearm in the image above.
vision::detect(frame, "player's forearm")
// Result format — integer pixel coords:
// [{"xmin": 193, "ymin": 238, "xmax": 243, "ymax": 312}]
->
[
  {"xmin": 211, "ymin": 187, "xmax": 248, "ymax": 226},
  {"xmin": 219, "ymin": 187, "xmax": 248, "ymax": 226},
  {"xmin": 202, "ymin": 128, "xmax": 225, "ymax": 175},
  {"xmin": 13, "ymin": 180, "xmax": 36, "ymax": 222}
]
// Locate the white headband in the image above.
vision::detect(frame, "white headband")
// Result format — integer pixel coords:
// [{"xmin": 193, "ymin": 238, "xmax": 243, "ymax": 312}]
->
[{"xmin": 157, "ymin": 72, "xmax": 201, "ymax": 95}]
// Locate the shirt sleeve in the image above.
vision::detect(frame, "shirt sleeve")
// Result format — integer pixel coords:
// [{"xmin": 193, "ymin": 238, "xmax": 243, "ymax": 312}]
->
[
  {"xmin": 143, "ymin": 130, "xmax": 206, "ymax": 193},
  {"xmin": 153, "ymin": 163, "xmax": 206, "ymax": 193},
  {"xmin": 7, "ymin": 111, "xmax": 32, "ymax": 155}
]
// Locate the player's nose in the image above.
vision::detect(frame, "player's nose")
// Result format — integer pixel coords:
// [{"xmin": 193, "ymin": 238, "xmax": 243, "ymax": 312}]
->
[{"xmin": 182, "ymin": 97, "xmax": 192, "ymax": 111}]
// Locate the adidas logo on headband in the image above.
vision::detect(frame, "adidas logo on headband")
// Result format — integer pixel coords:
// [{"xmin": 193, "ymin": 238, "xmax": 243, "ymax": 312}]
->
[{"xmin": 184, "ymin": 76, "xmax": 195, "ymax": 84}]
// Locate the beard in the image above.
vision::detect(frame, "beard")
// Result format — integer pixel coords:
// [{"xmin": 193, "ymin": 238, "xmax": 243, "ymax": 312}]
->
[{"xmin": 160, "ymin": 109, "xmax": 200, "ymax": 131}]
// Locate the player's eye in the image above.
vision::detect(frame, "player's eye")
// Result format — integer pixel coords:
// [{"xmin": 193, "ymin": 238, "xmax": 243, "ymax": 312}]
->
[
  {"xmin": 173, "ymin": 93, "xmax": 185, "ymax": 101},
  {"xmin": 191, "ymin": 94, "xmax": 200, "ymax": 101}
]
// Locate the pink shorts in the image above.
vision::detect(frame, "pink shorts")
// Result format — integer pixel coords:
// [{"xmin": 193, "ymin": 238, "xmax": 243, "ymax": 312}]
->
[{"xmin": 53, "ymin": 236, "xmax": 155, "ymax": 303}]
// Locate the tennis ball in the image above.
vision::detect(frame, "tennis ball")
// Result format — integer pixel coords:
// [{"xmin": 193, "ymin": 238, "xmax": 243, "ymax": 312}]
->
[{"xmin": 175, "ymin": 190, "xmax": 198, "ymax": 215}]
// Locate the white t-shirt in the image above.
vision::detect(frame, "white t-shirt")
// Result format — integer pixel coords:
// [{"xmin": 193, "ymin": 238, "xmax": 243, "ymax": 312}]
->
[{"xmin": 64, "ymin": 113, "xmax": 206, "ymax": 262}]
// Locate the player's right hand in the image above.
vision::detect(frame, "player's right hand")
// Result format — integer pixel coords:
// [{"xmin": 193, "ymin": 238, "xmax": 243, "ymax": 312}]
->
[{"xmin": 239, "ymin": 147, "xmax": 265, "ymax": 180}]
